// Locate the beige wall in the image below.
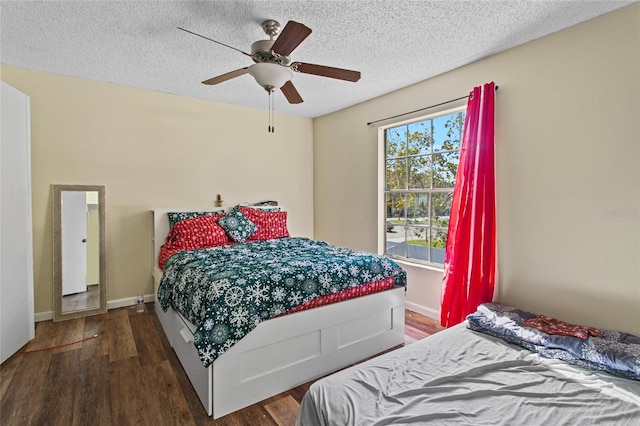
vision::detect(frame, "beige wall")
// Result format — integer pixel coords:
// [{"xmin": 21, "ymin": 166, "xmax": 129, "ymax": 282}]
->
[
  {"xmin": 0, "ymin": 66, "xmax": 314, "ymax": 314},
  {"xmin": 314, "ymin": 5, "xmax": 640, "ymax": 334}
]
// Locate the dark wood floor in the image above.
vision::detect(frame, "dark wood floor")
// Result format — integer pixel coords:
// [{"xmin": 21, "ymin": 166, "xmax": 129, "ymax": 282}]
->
[{"xmin": 1, "ymin": 303, "xmax": 443, "ymax": 426}]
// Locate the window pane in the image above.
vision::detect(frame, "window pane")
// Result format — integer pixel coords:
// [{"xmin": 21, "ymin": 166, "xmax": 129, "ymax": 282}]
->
[
  {"xmin": 406, "ymin": 226, "xmax": 429, "ymax": 262},
  {"xmin": 406, "ymin": 193, "xmax": 429, "ymax": 224},
  {"xmin": 386, "ymin": 158, "xmax": 407, "ymax": 190},
  {"xmin": 386, "ymin": 237, "xmax": 406, "ymax": 258},
  {"xmin": 386, "ymin": 126, "xmax": 407, "ymax": 158},
  {"xmin": 407, "ymin": 121, "xmax": 431, "ymax": 156},
  {"xmin": 432, "ymin": 151, "xmax": 459, "ymax": 188},
  {"xmin": 409, "ymin": 155, "xmax": 431, "ymax": 189},
  {"xmin": 386, "ymin": 192, "xmax": 406, "ymax": 258},
  {"xmin": 430, "ymin": 228, "xmax": 448, "ymax": 264},
  {"xmin": 386, "ymin": 193, "xmax": 406, "ymax": 223},
  {"xmin": 383, "ymin": 107, "xmax": 463, "ymax": 266},
  {"xmin": 431, "ymin": 192, "xmax": 452, "ymax": 228},
  {"xmin": 433, "ymin": 112, "xmax": 464, "ymax": 152}
]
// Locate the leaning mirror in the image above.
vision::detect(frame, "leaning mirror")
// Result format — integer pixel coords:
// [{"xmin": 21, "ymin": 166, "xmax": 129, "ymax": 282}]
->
[{"xmin": 53, "ymin": 184, "xmax": 106, "ymax": 321}]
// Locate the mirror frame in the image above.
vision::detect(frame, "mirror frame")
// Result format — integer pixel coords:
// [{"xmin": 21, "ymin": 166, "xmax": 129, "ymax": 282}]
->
[{"xmin": 53, "ymin": 184, "xmax": 107, "ymax": 321}]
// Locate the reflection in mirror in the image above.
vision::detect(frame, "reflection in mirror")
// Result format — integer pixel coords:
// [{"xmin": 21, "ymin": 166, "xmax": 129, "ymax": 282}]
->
[{"xmin": 53, "ymin": 185, "xmax": 106, "ymax": 321}]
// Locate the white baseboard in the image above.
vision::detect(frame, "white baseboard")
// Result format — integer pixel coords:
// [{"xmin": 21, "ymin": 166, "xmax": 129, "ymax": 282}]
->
[
  {"xmin": 106, "ymin": 293, "xmax": 156, "ymax": 310},
  {"xmin": 34, "ymin": 293, "xmax": 156, "ymax": 322},
  {"xmin": 405, "ymin": 301, "xmax": 439, "ymax": 320},
  {"xmin": 34, "ymin": 311, "xmax": 53, "ymax": 322}
]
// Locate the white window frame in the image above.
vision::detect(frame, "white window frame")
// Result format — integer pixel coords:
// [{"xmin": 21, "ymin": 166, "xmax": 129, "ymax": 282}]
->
[{"xmin": 377, "ymin": 105, "xmax": 466, "ymax": 268}]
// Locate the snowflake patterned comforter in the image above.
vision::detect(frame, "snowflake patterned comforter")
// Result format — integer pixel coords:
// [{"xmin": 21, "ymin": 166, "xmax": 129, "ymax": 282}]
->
[{"xmin": 157, "ymin": 237, "xmax": 407, "ymax": 367}]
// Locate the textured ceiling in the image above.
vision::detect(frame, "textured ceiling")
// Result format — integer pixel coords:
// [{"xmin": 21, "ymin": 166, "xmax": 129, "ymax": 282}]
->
[{"xmin": 0, "ymin": 1, "xmax": 634, "ymax": 118}]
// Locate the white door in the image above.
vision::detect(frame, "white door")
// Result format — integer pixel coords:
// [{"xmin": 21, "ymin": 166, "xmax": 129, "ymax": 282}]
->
[
  {"xmin": 0, "ymin": 81, "xmax": 35, "ymax": 363},
  {"xmin": 61, "ymin": 191, "xmax": 88, "ymax": 295}
]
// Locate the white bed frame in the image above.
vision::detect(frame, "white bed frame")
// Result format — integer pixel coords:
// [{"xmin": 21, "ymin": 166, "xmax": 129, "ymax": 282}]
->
[{"xmin": 152, "ymin": 208, "xmax": 406, "ymax": 419}]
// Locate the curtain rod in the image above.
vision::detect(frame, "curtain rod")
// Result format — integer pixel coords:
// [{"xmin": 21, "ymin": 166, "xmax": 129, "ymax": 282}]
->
[{"xmin": 366, "ymin": 85, "xmax": 499, "ymax": 126}]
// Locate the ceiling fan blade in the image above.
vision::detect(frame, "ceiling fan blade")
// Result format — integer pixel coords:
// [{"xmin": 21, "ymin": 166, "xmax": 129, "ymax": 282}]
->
[
  {"xmin": 202, "ymin": 67, "xmax": 249, "ymax": 85},
  {"xmin": 271, "ymin": 21, "xmax": 312, "ymax": 56},
  {"xmin": 291, "ymin": 62, "xmax": 361, "ymax": 82},
  {"xmin": 281, "ymin": 80, "xmax": 304, "ymax": 104},
  {"xmin": 178, "ymin": 27, "xmax": 251, "ymax": 57}
]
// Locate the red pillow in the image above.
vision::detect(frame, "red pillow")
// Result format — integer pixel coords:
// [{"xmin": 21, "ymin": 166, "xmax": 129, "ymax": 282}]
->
[
  {"xmin": 167, "ymin": 213, "xmax": 229, "ymax": 249},
  {"xmin": 239, "ymin": 207, "xmax": 290, "ymax": 241},
  {"xmin": 159, "ymin": 214, "xmax": 230, "ymax": 269}
]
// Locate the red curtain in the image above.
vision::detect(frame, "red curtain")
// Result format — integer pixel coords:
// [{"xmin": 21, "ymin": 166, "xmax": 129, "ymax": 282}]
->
[{"xmin": 440, "ymin": 82, "xmax": 496, "ymax": 328}]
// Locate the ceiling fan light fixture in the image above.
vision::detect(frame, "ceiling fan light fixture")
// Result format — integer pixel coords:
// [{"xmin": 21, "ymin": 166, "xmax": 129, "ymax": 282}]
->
[{"xmin": 248, "ymin": 63, "xmax": 293, "ymax": 92}]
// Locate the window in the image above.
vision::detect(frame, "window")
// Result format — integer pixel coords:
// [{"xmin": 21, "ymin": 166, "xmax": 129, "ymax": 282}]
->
[{"xmin": 381, "ymin": 107, "xmax": 465, "ymax": 266}]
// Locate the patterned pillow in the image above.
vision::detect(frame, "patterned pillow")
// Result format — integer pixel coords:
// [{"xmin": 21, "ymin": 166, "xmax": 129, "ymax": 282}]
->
[
  {"xmin": 159, "ymin": 214, "xmax": 229, "ymax": 269},
  {"xmin": 167, "ymin": 210, "xmax": 224, "ymax": 229},
  {"xmin": 166, "ymin": 214, "xmax": 228, "ymax": 248},
  {"xmin": 217, "ymin": 208, "xmax": 258, "ymax": 242},
  {"xmin": 239, "ymin": 207, "xmax": 290, "ymax": 241}
]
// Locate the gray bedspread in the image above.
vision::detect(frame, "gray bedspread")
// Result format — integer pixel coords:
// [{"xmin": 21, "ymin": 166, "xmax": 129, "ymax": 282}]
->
[{"xmin": 296, "ymin": 324, "xmax": 640, "ymax": 425}]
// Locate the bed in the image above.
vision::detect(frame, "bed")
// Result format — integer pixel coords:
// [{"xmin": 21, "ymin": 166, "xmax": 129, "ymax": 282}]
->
[
  {"xmin": 297, "ymin": 303, "xmax": 640, "ymax": 425},
  {"xmin": 151, "ymin": 206, "xmax": 407, "ymax": 419}
]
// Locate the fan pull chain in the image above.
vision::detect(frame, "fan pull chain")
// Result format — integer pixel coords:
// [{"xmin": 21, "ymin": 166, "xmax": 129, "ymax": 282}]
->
[
  {"xmin": 268, "ymin": 90, "xmax": 275, "ymax": 133},
  {"xmin": 268, "ymin": 90, "xmax": 272, "ymax": 133}
]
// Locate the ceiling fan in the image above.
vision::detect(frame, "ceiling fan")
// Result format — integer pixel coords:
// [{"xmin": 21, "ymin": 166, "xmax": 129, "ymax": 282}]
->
[{"xmin": 178, "ymin": 19, "xmax": 361, "ymax": 105}]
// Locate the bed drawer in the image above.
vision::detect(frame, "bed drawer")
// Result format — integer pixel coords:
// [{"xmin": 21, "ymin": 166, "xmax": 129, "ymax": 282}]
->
[
  {"xmin": 171, "ymin": 313, "xmax": 213, "ymax": 416},
  {"xmin": 154, "ymin": 301, "xmax": 177, "ymax": 346}
]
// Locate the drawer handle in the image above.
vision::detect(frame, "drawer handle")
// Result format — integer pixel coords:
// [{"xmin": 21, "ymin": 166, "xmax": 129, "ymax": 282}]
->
[{"xmin": 180, "ymin": 328, "xmax": 193, "ymax": 343}]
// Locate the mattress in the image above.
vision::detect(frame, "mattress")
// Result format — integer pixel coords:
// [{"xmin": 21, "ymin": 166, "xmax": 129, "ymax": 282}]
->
[{"xmin": 296, "ymin": 323, "xmax": 640, "ymax": 425}]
